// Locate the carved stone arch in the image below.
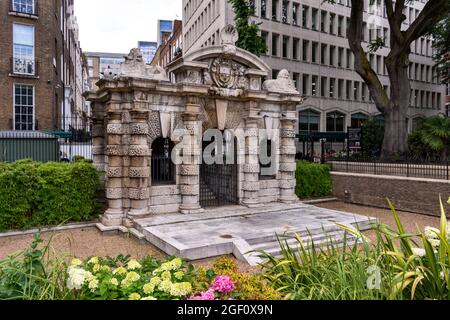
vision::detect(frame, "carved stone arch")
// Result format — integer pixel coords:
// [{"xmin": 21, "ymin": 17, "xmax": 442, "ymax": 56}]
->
[{"xmin": 147, "ymin": 111, "xmax": 162, "ymax": 146}]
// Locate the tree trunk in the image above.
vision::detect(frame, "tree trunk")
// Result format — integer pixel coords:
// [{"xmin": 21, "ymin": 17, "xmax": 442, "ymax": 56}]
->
[{"xmin": 382, "ymin": 51, "xmax": 410, "ymax": 159}]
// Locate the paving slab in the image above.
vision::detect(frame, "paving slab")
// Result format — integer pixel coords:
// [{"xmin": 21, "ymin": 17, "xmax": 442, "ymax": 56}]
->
[{"xmin": 136, "ymin": 202, "xmax": 377, "ymax": 264}]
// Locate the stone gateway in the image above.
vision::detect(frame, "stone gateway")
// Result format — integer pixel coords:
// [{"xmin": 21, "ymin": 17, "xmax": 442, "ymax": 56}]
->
[{"xmin": 87, "ymin": 25, "xmax": 305, "ymax": 229}]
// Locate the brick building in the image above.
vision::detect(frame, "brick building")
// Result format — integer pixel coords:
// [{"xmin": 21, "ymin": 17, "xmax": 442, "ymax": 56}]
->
[
  {"xmin": 0, "ymin": 0, "xmax": 87, "ymax": 132},
  {"xmin": 151, "ymin": 20, "xmax": 183, "ymax": 82}
]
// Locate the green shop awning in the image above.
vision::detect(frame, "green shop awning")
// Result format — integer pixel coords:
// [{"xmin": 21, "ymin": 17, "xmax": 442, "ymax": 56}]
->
[
  {"xmin": 296, "ymin": 132, "xmax": 347, "ymax": 142},
  {"xmin": 46, "ymin": 131, "xmax": 73, "ymax": 139}
]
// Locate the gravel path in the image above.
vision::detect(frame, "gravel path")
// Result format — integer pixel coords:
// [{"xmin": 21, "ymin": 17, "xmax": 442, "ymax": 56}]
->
[
  {"xmin": 0, "ymin": 202, "xmax": 442, "ymax": 267},
  {"xmin": 316, "ymin": 201, "xmax": 441, "ymax": 242}
]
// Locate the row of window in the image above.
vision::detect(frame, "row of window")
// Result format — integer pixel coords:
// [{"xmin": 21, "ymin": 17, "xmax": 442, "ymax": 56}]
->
[
  {"xmin": 254, "ymin": 1, "xmax": 434, "ymax": 58},
  {"xmin": 184, "ymin": 0, "xmax": 219, "ymax": 50},
  {"xmin": 262, "ymin": 32, "xmax": 439, "ymax": 85},
  {"xmin": 299, "ymin": 109, "xmax": 426, "ymax": 134},
  {"xmin": 279, "ymin": 70, "xmax": 443, "ymax": 110}
]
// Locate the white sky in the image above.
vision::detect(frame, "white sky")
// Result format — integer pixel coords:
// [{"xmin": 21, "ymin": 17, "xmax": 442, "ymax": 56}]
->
[{"xmin": 75, "ymin": 0, "xmax": 182, "ymax": 54}]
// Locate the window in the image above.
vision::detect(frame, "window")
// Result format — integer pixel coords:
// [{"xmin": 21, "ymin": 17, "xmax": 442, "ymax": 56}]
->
[
  {"xmin": 13, "ymin": 24, "xmax": 35, "ymax": 75},
  {"xmin": 374, "ymin": 115, "xmax": 385, "ymax": 127},
  {"xmin": 261, "ymin": 31, "xmax": 269, "ymax": 54},
  {"xmin": 412, "ymin": 117, "xmax": 424, "ymax": 131},
  {"xmin": 320, "ymin": 43, "xmax": 326, "ymax": 64},
  {"xmin": 299, "ymin": 109, "xmax": 320, "ymax": 132},
  {"xmin": 338, "ymin": 47, "xmax": 344, "ymax": 67},
  {"xmin": 312, "ymin": 42, "xmax": 319, "ymax": 63},
  {"xmin": 282, "ymin": 1, "xmax": 288, "ymax": 23},
  {"xmin": 272, "ymin": 33, "xmax": 279, "ymax": 56},
  {"xmin": 353, "ymin": 82, "xmax": 360, "ymax": 100},
  {"xmin": 151, "ymin": 137, "xmax": 176, "ymax": 185},
  {"xmin": 329, "ymin": 13, "xmax": 336, "ymax": 35},
  {"xmin": 338, "ymin": 16, "xmax": 344, "ymax": 36},
  {"xmin": 261, "ymin": 0, "xmax": 267, "ymax": 18},
  {"xmin": 311, "ymin": 75, "xmax": 318, "ymax": 96},
  {"xmin": 292, "ymin": 3, "xmax": 299, "ymax": 26},
  {"xmin": 329, "ymin": 46, "xmax": 336, "ymax": 66},
  {"xmin": 338, "ymin": 79, "xmax": 344, "ymax": 99},
  {"xmin": 302, "ymin": 6, "xmax": 309, "ymax": 28},
  {"xmin": 320, "ymin": 10, "xmax": 327, "ymax": 32},
  {"xmin": 326, "ymin": 112, "xmax": 345, "ymax": 132},
  {"xmin": 12, "ymin": 0, "xmax": 35, "ymax": 14},
  {"xmin": 321, "ymin": 77, "xmax": 327, "ymax": 97},
  {"xmin": 312, "ymin": 8, "xmax": 318, "ymax": 30},
  {"xmin": 329, "ymin": 78, "xmax": 336, "ymax": 98},
  {"xmin": 302, "ymin": 74, "xmax": 309, "ymax": 95},
  {"xmin": 292, "ymin": 38, "xmax": 299, "ymax": 60},
  {"xmin": 282, "ymin": 36, "xmax": 289, "ymax": 58},
  {"xmin": 302, "ymin": 40, "xmax": 309, "ymax": 61},
  {"xmin": 14, "ymin": 84, "xmax": 34, "ymax": 131},
  {"xmin": 346, "ymin": 49, "xmax": 352, "ymax": 68},
  {"xmin": 272, "ymin": 0, "xmax": 279, "ymax": 21},
  {"xmin": 351, "ymin": 113, "xmax": 368, "ymax": 128},
  {"xmin": 346, "ymin": 80, "xmax": 352, "ymax": 99}
]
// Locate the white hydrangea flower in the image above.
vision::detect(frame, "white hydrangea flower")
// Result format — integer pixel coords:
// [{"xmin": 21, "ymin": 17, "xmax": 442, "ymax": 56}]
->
[
  {"xmin": 66, "ymin": 266, "xmax": 88, "ymax": 290},
  {"xmin": 127, "ymin": 259, "xmax": 142, "ymax": 270},
  {"xmin": 424, "ymin": 227, "xmax": 440, "ymax": 240},
  {"xmin": 412, "ymin": 248, "xmax": 426, "ymax": 257}
]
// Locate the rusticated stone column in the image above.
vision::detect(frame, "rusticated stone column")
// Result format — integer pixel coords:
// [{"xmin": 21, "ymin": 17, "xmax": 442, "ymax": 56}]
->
[
  {"xmin": 279, "ymin": 114, "xmax": 299, "ymax": 203},
  {"xmin": 91, "ymin": 103, "xmax": 106, "ymax": 175},
  {"xmin": 242, "ymin": 104, "xmax": 261, "ymax": 207},
  {"xmin": 127, "ymin": 109, "xmax": 151, "ymax": 220},
  {"xmin": 179, "ymin": 103, "xmax": 203, "ymax": 214},
  {"xmin": 103, "ymin": 110, "xmax": 125, "ymax": 227}
]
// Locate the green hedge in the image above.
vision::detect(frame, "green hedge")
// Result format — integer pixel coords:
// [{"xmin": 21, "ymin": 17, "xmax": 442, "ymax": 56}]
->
[
  {"xmin": 295, "ymin": 161, "xmax": 332, "ymax": 199},
  {"xmin": 0, "ymin": 160, "xmax": 101, "ymax": 231}
]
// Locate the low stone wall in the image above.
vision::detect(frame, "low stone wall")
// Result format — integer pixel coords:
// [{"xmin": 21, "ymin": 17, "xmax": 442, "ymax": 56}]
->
[{"xmin": 331, "ymin": 172, "xmax": 450, "ymax": 217}]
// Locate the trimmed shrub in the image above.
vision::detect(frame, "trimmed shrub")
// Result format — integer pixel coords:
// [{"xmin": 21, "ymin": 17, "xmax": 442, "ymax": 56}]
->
[
  {"xmin": 295, "ymin": 161, "xmax": 332, "ymax": 199},
  {"xmin": 0, "ymin": 160, "xmax": 101, "ymax": 231}
]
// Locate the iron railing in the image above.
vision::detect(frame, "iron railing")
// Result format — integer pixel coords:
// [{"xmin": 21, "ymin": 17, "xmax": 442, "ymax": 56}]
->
[
  {"xmin": 151, "ymin": 156, "xmax": 176, "ymax": 185},
  {"xmin": 326, "ymin": 157, "xmax": 450, "ymax": 180},
  {"xmin": 200, "ymin": 162, "xmax": 238, "ymax": 208},
  {"xmin": 11, "ymin": 57, "xmax": 38, "ymax": 76}
]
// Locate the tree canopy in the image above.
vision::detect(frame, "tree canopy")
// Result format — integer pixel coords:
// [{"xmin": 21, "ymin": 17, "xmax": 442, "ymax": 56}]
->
[{"xmin": 228, "ymin": 0, "xmax": 267, "ymax": 56}]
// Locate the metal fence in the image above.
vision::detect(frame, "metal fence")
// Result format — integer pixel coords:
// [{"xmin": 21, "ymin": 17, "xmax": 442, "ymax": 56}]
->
[
  {"xmin": 326, "ymin": 157, "xmax": 450, "ymax": 180},
  {"xmin": 0, "ymin": 118, "xmax": 93, "ymax": 163}
]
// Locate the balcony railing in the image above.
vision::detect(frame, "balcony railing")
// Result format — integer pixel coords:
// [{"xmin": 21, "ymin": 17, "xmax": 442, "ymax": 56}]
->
[
  {"xmin": 9, "ymin": 0, "xmax": 38, "ymax": 16},
  {"xmin": 11, "ymin": 57, "xmax": 37, "ymax": 76}
]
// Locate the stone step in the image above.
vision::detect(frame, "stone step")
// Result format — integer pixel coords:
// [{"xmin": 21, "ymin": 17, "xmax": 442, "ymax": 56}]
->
[
  {"xmin": 251, "ymin": 229, "xmax": 346, "ymax": 252},
  {"xmin": 254, "ymin": 232, "xmax": 360, "ymax": 259},
  {"xmin": 246, "ymin": 224, "xmax": 344, "ymax": 246}
]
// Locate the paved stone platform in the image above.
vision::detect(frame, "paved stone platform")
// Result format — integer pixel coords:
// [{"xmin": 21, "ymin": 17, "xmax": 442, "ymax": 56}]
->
[{"xmin": 134, "ymin": 202, "xmax": 377, "ymax": 265}]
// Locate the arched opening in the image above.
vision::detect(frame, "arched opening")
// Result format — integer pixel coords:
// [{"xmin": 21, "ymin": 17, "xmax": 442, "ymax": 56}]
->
[
  {"xmin": 351, "ymin": 112, "xmax": 369, "ymax": 128},
  {"xmin": 299, "ymin": 109, "xmax": 320, "ymax": 133},
  {"xmin": 200, "ymin": 130, "xmax": 238, "ymax": 208},
  {"xmin": 151, "ymin": 137, "xmax": 176, "ymax": 185},
  {"xmin": 326, "ymin": 111, "xmax": 346, "ymax": 132}
]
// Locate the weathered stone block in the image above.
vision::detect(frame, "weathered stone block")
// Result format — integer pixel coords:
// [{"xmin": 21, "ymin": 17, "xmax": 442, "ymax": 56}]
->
[
  {"xmin": 180, "ymin": 165, "xmax": 199, "ymax": 176},
  {"xmin": 129, "ymin": 167, "xmax": 150, "ymax": 178}
]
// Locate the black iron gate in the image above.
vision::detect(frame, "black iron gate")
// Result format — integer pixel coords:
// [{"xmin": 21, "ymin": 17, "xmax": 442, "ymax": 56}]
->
[{"xmin": 199, "ymin": 135, "xmax": 238, "ymax": 208}]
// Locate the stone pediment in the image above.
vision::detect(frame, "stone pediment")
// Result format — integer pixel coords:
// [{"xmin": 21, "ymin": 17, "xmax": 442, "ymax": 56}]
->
[{"xmin": 169, "ymin": 25, "xmax": 271, "ymax": 96}]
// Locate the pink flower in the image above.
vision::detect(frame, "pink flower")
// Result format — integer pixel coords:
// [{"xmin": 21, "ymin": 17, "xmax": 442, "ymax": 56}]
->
[
  {"xmin": 189, "ymin": 289, "xmax": 216, "ymax": 300},
  {"xmin": 211, "ymin": 275, "xmax": 235, "ymax": 294}
]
